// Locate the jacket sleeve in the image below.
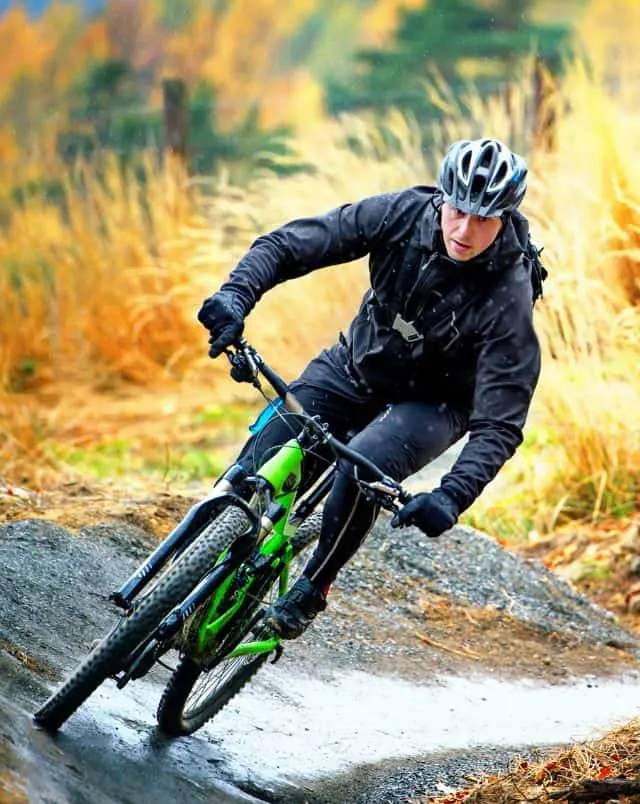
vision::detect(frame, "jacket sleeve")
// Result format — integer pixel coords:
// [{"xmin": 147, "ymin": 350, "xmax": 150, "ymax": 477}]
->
[
  {"xmin": 217, "ymin": 191, "xmax": 409, "ymax": 315},
  {"xmin": 438, "ymin": 270, "xmax": 541, "ymax": 513}
]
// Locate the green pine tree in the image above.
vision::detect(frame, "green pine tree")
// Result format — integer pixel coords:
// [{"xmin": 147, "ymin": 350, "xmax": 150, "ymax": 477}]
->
[{"xmin": 328, "ymin": 0, "xmax": 572, "ymax": 122}]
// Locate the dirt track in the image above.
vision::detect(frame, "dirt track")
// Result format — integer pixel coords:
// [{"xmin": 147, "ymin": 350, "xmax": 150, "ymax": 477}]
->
[{"xmin": 2, "ymin": 495, "xmax": 640, "ymax": 803}]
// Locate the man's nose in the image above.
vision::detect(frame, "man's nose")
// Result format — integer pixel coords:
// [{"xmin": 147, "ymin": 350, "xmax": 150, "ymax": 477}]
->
[{"xmin": 458, "ymin": 214, "xmax": 472, "ymax": 235}]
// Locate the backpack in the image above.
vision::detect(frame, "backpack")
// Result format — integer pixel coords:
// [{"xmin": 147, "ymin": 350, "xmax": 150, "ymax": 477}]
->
[
  {"xmin": 527, "ymin": 239, "xmax": 548, "ymax": 305},
  {"xmin": 511, "ymin": 210, "xmax": 548, "ymax": 305}
]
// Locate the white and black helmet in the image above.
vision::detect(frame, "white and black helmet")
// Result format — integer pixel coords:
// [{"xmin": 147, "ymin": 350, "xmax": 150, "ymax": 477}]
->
[{"xmin": 437, "ymin": 138, "xmax": 528, "ymax": 217}]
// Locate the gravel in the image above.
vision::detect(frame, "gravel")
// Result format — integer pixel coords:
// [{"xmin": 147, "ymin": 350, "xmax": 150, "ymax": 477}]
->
[
  {"xmin": 1, "ymin": 511, "xmax": 639, "ymax": 804},
  {"xmin": 283, "ymin": 510, "xmax": 639, "ymax": 673},
  {"xmin": 357, "ymin": 517, "xmax": 638, "ymax": 648}
]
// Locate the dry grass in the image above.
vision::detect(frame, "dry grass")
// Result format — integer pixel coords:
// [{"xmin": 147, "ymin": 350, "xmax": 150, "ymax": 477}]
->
[
  {"xmin": 0, "ymin": 156, "xmax": 199, "ymax": 391},
  {"xmin": 0, "ymin": 775, "xmax": 28, "ymax": 804},
  {"xmin": 530, "ymin": 57, "xmax": 640, "ymax": 509},
  {"xmin": 0, "ymin": 393, "xmax": 59, "ymax": 487},
  {"xmin": 466, "ymin": 45, "xmax": 640, "ymax": 533},
  {"xmin": 1, "ymin": 9, "xmax": 639, "ymax": 530},
  {"xmin": 415, "ymin": 719, "xmax": 640, "ymax": 804}
]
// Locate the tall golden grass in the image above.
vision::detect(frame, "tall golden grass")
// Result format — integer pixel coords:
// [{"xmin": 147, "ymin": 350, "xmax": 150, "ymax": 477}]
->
[
  {"xmin": 1, "ymin": 22, "xmax": 638, "ymax": 529},
  {"xmin": 0, "ymin": 155, "xmax": 199, "ymax": 391},
  {"xmin": 475, "ymin": 56, "xmax": 640, "ymax": 531}
]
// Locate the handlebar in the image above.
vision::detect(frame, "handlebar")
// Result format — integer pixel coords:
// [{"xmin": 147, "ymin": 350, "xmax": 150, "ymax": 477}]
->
[{"xmin": 224, "ymin": 339, "xmax": 413, "ymax": 507}]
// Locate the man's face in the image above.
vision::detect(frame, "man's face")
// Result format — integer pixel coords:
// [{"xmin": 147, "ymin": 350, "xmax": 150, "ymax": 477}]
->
[{"xmin": 440, "ymin": 202, "xmax": 503, "ymax": 261}]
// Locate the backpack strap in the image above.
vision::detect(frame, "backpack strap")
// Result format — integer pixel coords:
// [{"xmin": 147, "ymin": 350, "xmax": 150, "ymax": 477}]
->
[{"xmin": 527, "ymin": 240, "xmax": 548, "ymax": 304}]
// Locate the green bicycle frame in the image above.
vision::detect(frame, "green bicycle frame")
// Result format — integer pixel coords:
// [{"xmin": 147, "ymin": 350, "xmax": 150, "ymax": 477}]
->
[{"xmin": 194, "ymin": 436, "xmax": 307, "ymax": 658}]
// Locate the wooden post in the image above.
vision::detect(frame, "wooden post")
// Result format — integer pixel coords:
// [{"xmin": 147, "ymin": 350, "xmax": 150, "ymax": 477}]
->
[
  {"xmin": 503, "ymin": 82, "xmax": 518, "ymax": 149},
  {"xmin": 162, "ymin": 78, "xmax": 188, "ymax": 218},
  {"xmin": 162, "ymin": 78, "xmax": 188, "ymax": 166},
  {"xmin": 532, "ymin": 58, "xmax": 557, "ymax": 153}
]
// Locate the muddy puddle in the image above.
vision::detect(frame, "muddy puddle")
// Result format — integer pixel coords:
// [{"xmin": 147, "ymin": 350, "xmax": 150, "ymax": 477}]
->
[{"xmin": 6, "ymin": 660, "xmax": 640, "ymax": 803}]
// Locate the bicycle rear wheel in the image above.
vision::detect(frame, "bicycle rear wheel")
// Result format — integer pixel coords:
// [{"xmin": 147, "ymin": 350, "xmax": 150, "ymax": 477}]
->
[
  {"xmin": 33, "ymin": 506, "xmax": 249, "ymax": 733},
  {"xmin": 156, "ymin": 620, "xmax": 273, "ymax": 736},
  {"xmin": 156, "ymin": 512, "xmax": 321, "ymax": 736}
]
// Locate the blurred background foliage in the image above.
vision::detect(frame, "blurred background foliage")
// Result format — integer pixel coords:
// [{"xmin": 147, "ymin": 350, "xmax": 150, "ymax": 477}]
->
[
  {"xmin": 0, "ymin": 0, "xmax": 638, "ymax": 538},
  {"xmin": 0, "ymin": 0, "xmax": 581, "ymax": 182}
]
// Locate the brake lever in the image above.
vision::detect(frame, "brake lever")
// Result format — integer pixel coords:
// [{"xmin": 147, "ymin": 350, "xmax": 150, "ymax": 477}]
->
[
  {"xmin": 225, "ymin": 345, "xmax": 261, "ymax": 387},
  {"xmin": 362, "ymin": 479, "xmax": 403, "ymax": 497}
]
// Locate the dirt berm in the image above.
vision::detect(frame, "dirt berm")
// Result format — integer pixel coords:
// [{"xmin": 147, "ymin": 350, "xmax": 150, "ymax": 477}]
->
[{"xmin": 0, "ymin": 495, "xmax": 639, "ymax": 803}]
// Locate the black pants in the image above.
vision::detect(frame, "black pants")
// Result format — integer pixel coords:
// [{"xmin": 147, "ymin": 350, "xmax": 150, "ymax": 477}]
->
[{"xmin": 236, "ymin": 348, "xmax": 467, "ymax": 592}]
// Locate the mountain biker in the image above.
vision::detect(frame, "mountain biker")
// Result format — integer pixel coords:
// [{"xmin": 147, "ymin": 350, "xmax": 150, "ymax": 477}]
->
[{"xmin": 197, "ymin": 138, "xmax": 543, "ymax": 641}]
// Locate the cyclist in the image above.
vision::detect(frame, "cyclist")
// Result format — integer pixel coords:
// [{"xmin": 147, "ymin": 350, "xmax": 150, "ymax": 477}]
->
[{"xmin": 197, "ymin": 138, "xmax": 543, "ymax": 640}]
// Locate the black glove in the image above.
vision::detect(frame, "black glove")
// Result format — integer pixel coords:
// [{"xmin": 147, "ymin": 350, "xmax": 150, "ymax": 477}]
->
[
  {"xmin": 197, "ymin": 292, "xmax": 245, "ymax": 358},
  {"xmin": 391, "ymin": 489, "xmax": 458, "ymax": 538}
]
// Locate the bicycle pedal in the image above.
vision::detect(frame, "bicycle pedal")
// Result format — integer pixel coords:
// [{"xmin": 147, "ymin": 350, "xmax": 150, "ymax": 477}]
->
[{"xmin": 270, "ymin": 644, "xmax": 284, "ymax": 664}]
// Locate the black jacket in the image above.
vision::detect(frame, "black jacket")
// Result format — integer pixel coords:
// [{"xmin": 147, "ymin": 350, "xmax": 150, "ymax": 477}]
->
[{"xmin": 220, "ymin": 186, "xmax": 542, "ymax": 512}]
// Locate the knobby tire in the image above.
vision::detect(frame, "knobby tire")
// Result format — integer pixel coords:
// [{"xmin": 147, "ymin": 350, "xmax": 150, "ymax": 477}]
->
[
  {"xmin": 33, "ymin": 507, "xmax": 249, "ymax": 733},
  {"xmin": 156, "ymin": 510, "xmax": 322, "ymax": 736}
]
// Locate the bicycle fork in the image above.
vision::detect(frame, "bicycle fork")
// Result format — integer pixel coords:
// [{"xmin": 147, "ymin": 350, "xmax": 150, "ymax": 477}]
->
[
  {"xmin": 113, "ymin": 530, "xmax": 258, "ymax": 687},
  {"xmin": 110, "ymin": 465, "xmax": 251, "ymax": 611}
]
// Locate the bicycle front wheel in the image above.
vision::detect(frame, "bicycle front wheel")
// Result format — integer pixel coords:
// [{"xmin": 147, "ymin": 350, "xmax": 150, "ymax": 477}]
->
[{"xmin": 33, "ymin": 506, "xmax": 249, "ymax": 733}]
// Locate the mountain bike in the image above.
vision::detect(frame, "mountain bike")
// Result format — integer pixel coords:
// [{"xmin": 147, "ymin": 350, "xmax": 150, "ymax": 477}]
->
[{"xmin": 33, "ymin": 338, "xmax": 413, "ymax": 736}]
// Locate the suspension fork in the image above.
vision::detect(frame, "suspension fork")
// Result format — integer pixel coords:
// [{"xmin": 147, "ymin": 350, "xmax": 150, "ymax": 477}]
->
[{"xmin": 109, "ymin": 467, "xmax": 254, "ymax": 611}]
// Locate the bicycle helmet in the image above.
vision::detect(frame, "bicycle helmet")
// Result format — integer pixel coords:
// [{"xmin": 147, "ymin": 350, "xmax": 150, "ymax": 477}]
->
[{"xmin": 437, "ymin": 138, "xmax": 528, "ymax": 217}]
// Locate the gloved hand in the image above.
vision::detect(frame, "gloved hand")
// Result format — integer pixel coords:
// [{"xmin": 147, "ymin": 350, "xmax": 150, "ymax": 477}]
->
[
  {"xmin": 391, "ymin": 489, "xmax": 458, "ymax": 538},
  {"xmin": 197, "ymin": 292, "xmax": 245, "ymax": 358}
]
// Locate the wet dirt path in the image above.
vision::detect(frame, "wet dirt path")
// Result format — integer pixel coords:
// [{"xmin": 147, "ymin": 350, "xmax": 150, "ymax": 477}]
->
[
  {"xmin": 4, "ymin": 649, "xmax": 640, "ymax": 804},
  {"xmin": 2, "ymin": 514, "xmax": 640, "ymax": 803}
]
